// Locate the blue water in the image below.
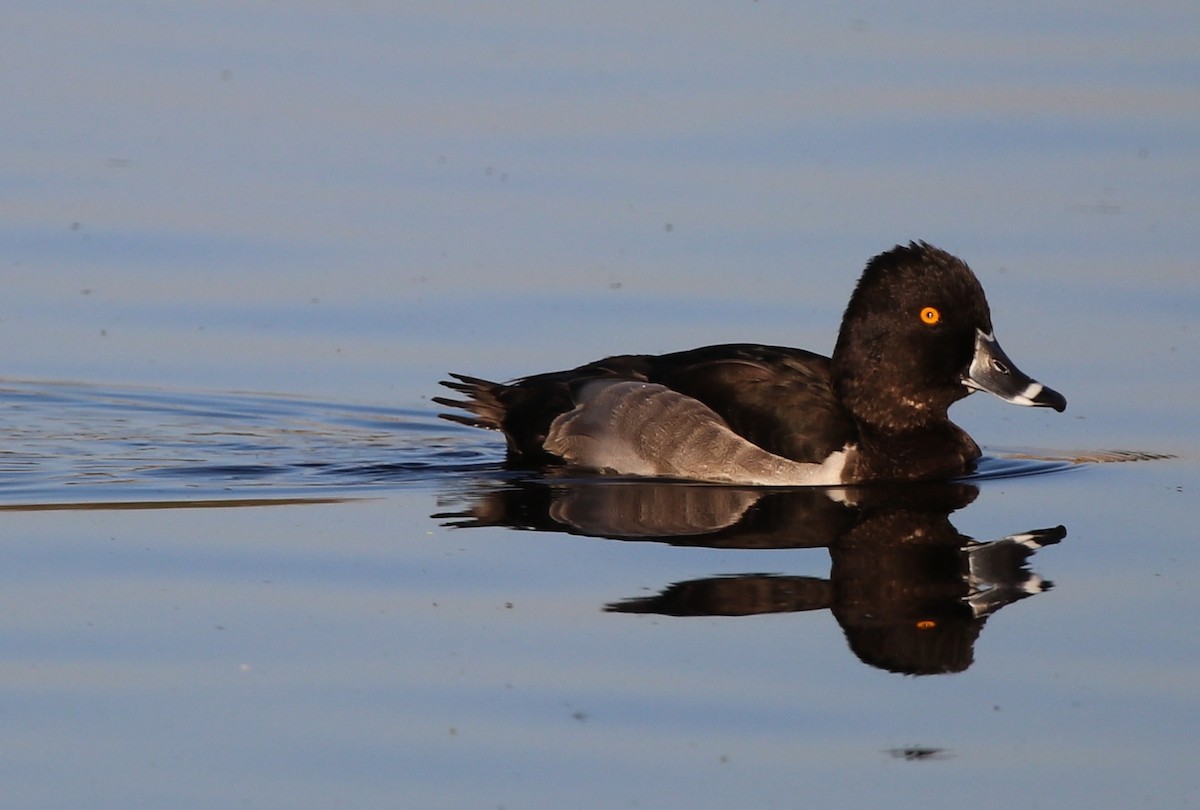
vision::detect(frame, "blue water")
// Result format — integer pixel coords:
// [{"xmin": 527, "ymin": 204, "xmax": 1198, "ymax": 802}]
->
[
  {"xmin": 2, "ymin": 2, "xmax": 1199, "ymax": 809},
  {"xmin": 0, "ymin": 381, "xmax": 496, "ymax": 504}
]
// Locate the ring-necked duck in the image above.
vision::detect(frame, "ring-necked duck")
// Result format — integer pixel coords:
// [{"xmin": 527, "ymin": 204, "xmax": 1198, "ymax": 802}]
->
[{"xmin": 435, "ymin": 242, "xmax": 1066, "ymax": 485}]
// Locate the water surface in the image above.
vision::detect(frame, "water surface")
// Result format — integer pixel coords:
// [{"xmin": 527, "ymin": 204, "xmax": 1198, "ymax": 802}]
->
[{"xmin": 1, "ymin": 3, "xmax": 1198, "ymax": 809}]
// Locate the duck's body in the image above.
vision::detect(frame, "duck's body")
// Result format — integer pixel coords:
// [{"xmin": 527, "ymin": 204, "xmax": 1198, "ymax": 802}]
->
[{"xmin": 435, "ymin": 243, "xmax": 1066, "ymax": 485}]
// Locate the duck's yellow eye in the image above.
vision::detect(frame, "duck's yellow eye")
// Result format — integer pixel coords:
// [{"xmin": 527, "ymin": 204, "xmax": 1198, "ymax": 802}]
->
[
  {"xmin": 916, "ymin": 619, "xmax": 937, "ymax": 630},
  {"xmin": 919, "ymin": 306, "xmax": 941, "ymax": 325}
]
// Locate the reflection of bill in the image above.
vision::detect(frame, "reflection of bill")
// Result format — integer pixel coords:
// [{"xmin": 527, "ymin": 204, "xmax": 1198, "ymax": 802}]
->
[{"xmin": 437, "ymin": 479, "xmax": 1063, "ymax": 676}]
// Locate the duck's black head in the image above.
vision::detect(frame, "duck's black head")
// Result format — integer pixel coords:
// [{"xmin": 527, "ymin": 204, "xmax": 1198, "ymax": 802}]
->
[{"xmin": 831, "ymin": 242, "xmax": 1065, "ymax": 432}]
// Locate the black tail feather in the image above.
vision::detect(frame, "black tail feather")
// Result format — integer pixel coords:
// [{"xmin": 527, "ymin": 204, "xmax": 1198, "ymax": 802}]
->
[{"xmin": 434, "ymin": 373, "xmax": 507, "ymax": 430}]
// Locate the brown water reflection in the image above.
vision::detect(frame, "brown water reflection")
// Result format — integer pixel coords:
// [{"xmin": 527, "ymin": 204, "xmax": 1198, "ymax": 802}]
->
[{"xmin": 438, "ymin": 479, "xmax": 1063, "ymax": 675}]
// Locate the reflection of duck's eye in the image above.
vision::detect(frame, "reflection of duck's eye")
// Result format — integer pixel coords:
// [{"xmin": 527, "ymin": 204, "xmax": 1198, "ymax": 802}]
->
[{"xmin": 919, "ymin": 306, "xmax": 941, "ymax": 325}]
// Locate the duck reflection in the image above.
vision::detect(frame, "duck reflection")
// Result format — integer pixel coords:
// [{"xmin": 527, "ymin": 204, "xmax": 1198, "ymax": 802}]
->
[{"xmin": 436, "ymin": 479, "xmax": 1063, "ymax": 675}]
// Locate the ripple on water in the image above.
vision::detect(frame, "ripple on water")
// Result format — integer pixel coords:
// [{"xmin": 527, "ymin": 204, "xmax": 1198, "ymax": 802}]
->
[
  {"xmin": 972, "ymin": 447, "xmax": 1176, "ymax": 481},
  {"xmin": 0, "ymin": 379, "xmax": 500, "ymax": 506}
]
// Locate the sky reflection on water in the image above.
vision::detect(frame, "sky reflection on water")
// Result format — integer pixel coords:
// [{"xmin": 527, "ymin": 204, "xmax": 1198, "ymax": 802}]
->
[{"xmin": 1, "ymin": 2, "xmax": 1198, "ymax": 809}]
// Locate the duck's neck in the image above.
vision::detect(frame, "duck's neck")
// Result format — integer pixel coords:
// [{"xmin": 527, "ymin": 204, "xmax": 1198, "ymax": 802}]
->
[{"xmin": 849, "ymin": 420, "xmax": 981, "ymax": 482}]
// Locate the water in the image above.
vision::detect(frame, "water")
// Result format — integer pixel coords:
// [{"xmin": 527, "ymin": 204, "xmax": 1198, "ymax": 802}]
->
[{"xmin": 2, "ymin": 3, "xmax": 1199, "ymax": 809}]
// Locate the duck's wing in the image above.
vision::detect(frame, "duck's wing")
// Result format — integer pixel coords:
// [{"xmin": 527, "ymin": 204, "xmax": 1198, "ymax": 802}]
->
[
  {"xmin": 545, "ymin": 379, "xmax": 850, "ymax": 485},
  {"xmin": 644, "ymin": 344, "xmax": 856, "ymax": 464}
]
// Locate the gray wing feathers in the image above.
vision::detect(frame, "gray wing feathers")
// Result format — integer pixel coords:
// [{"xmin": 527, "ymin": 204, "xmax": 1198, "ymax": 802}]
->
[{"xmin": 545, "ymin": 380, "xmax": 848, "ymax": 486}]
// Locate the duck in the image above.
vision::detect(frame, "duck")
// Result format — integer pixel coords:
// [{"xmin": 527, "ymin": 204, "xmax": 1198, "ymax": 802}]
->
[{"xmin": 434, "ymin": 242, "xmax": 1066, "ymax": 485}]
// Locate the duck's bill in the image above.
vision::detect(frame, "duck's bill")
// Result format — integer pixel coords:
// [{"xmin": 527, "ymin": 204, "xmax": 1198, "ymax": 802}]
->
[{"xmin": 963, "ymin": 330, "xmax": 1067, "ymax": 412}]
